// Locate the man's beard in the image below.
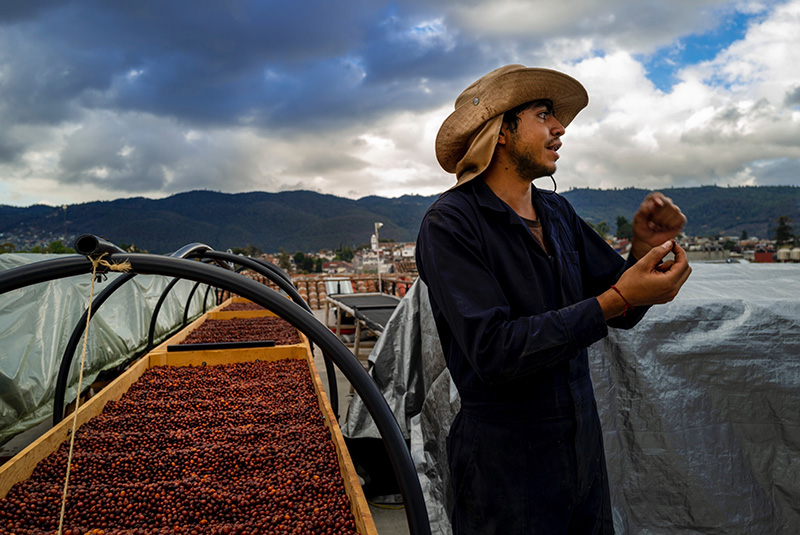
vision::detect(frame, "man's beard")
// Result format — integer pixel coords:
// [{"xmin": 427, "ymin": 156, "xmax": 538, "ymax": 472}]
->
[{"xmin": 508, "ymin": 144, "xmax": 555, "ymax": 182}]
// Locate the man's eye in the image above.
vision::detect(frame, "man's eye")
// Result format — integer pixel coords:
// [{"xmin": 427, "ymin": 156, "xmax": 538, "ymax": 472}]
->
[{"xmin": 538, "ymin": 112, "xmax": 549, "ymax": 119}]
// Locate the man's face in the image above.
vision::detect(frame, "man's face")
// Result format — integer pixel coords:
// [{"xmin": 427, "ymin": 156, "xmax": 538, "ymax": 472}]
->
[{"xmin": 503, "ymin": 101, "xmax": 566, "ymax": 182}]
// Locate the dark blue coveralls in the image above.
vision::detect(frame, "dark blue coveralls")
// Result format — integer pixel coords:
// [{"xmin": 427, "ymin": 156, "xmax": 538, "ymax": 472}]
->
[{"xmin": 416, "ymin": 178, "xmax": 647, "ymax": 534}]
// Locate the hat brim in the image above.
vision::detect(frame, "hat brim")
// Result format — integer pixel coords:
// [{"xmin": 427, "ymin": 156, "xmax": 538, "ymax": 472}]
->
[{"xmin": 436, "ymin": 67, "xmax": 588, "ymax": 174}]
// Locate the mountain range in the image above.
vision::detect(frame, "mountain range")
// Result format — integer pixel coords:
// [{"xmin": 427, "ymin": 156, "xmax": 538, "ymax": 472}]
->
[{"xmin": 1, "ymin": 186, "xmax": 797, "ymax": 254}]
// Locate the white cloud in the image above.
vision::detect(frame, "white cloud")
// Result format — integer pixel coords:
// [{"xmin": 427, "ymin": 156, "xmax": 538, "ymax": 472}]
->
[
  {"xmin": 446, "ymin": 0, "xmax": 735, "ymax": 53},
  {"xmin": 259, "ymin": 106, "xmax": 449, "ymax": 198},
  {"xmin": 550, "ymin": 1, "xmax": 800, "ymax": 191},
  {"xmin": 695, "ymin": 0, "xmax": 800, "ymax": 103}
]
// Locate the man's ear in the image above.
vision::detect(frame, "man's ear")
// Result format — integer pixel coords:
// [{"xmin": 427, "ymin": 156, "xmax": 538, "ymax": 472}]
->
[{"xmin": 497, "ymin": 126, "xmax": 507, "ymax": 146}]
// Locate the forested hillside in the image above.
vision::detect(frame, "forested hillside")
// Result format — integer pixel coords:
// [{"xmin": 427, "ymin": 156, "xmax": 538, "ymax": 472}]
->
[{"xmin": 1, "ymin": 186, "xmax": 797, "ymax": 253}]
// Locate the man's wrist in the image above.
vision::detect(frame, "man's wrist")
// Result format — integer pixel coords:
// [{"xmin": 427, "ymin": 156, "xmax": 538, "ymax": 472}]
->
[
  {"xmin": 629, "ymin": 239, "xmax": 650, "ymax": 261},
  {"xmin": 597, "ymin": 289, "xmax": 629, "ymax": 320}
]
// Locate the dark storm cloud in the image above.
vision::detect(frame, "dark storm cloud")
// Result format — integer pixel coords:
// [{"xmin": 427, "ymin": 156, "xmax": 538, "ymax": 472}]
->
[
  {"xmin": 785, "ymin": 86, "xmax": 800, "ymax": 107},
  {"xmin": 747, "ymin": 158, "xmax": 800, "ymax": 186},
  {"xmin": 0, "ymin": 0, "xmax": 65, "ymax": 23},
  {"xmin": 2, "ymin": 0, "xmax": 795, "ymax": 204},
  {"xmin": 55, "ymin": 111, "xmax": 266, "ymax": 193},
  {"xmin": 296, "ymin": 152, "xmax": 370, "ymax": 175},
  {"xmin": 0, "ymin": 0, "xmax": 484, "ymax": 133},
  {"xmin": 57, "ymin": 114, "xmax": 175, "ymax": 191}
]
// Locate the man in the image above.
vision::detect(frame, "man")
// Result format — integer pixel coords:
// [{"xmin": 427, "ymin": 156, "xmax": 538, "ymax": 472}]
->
[{"xmin": 416, "ymin": 65, "xmax": 691, "ymax": 534}]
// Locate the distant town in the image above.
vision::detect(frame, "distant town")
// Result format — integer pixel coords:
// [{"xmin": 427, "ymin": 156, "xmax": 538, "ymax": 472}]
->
[{"xmin": 1, "ymin": 214, "xmax": 798, "ymax": 279}]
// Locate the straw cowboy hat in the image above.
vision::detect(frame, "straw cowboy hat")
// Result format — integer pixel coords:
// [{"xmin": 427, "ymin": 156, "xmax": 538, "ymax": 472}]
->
[{"xmin": 436, "ymin": 64, "xmax": 589, "ymax": 188}]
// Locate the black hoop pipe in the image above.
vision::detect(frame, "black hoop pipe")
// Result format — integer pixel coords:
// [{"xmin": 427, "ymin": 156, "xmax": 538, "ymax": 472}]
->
[
  {"xmin": 179, "ymin": 259, "xmax": 220, "ymax": 327},
  {"xmin": 74, "ymin": 234, "xmax": 125, "ymax": 257},
  {"xmin": 183, "ymin": 281, "xmax": 204, "ymax": 326},
  {"xmin": 52, "ymin": 242, "xmax": 217, "ymax": 425},
  {"xmin": 249, "ymin": 256, "xmax": 293, "ymax": 285},
  {"xmin": 52, "ymin": 271, "xmax": 134, "ymax": 425},
  {"xmin": 147, "ymin": 277, "xmax": 183, "ymax": 350},
  {"xmin": 0, "ymin": 253, "xmax": 431, "ymax": 535},
  {"xmin": 200, "ymin": 251, "xmax": 307, "ymax": 311},
  {"xmin": 202, "ymin": 284, "xmax": 214, "ymax": 313},
  {"xmin": 198, "ymin": 251, "xmax": 339, "ymax": 416}
]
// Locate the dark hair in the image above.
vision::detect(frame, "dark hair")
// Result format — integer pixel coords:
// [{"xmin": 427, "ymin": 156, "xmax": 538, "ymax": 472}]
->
[{"xmin": 502, "ymin": 99, "xmax": 554, "ymax": 132}]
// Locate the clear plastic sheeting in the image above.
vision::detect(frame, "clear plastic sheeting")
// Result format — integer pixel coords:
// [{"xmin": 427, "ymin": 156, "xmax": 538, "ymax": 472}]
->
[
  {"xmin": 343, "ymin": 263, "xmax": 800, "ymax": 534},
  {"xmin": 0, "ymin": 254, "xmax": 213, "ymax": 444}
]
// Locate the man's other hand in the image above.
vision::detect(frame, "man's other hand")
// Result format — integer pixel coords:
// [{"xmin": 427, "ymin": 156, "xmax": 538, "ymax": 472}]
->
[
  {"xmin": 630, "ymin": 192, "xmax": 686, "ymax": 260},
  {"xmin": 599, "ymin": 240, "xmax": 692, "ymax": 319}
]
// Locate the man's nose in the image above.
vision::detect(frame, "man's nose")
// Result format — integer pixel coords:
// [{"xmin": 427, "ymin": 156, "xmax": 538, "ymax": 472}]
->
[{"xmin": 550, "ymin": 118, "xmax": 565, "ymax": 136}]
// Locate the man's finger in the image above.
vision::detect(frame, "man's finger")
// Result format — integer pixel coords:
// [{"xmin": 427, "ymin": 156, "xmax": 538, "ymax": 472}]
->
[
  {"xmin": 671, "ymin": 241, "xmax": 688, "ymax": 262},
  {"xmin": 655, "ymin": 260, "xmax": 675, "ymax": 272},
  {"xmin": 642, "ymin": 239, "xmax": 675, "ymax": 267}
]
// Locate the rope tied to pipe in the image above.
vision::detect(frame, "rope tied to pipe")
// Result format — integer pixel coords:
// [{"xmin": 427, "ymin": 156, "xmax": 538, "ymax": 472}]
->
[
  {"xmin": 57, "ymin": 253, "xmax": 131, "ymax": 534},
  {"xmin": 87, "ymin": 253, "xmax": 132, "ymax": 281}
]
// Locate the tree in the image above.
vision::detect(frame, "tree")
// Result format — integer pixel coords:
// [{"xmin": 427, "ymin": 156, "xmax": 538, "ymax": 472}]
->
[
  {"xmin": 46, "ymin": 240, "xmax": 75, "ymax": 254},
  {"xmin": 740, "ymin": 230, "xmax": 748, "ymax": 241},
  {"xmin": 615, "ymin": 216, "xmax": 633, "ymax": 240},
  {"xmin": 293, "ymin": 252, "xmax": 314, "ymax": 273},
  {"xmin": 119, "ymin": 243, "xmax": 147, "ymax": 253},
  {"xmin": 773, "ymin": 215, "xmax": 794, "ymax": 246},
  {"xmin": 231, "ymin": 244, "xmax": 263, "ymax": 257},
  {"xmin": 246, "ymin": 244, "xmax": 263, "ymax": 257},
  {"xmin": 590, "ymin": 220, "xmax": 610, "ymax": 238},
  {"xmin": 314, "ymin": 258, "xmax": 323, "ymax": 273},
  {"xmin": 334, "ymin": 246, "xmax": 354, "ymax": 262},
  {"xmin": 293, "ymin": 251, "xmax": 314, "ymax": 273},
  {"xmin": 0, "ymin": 242, "xmax": 15, "ymax": 254},
  {"xmin": 277, "ymin": 248, "xmax": 291, "ymax": 271}
]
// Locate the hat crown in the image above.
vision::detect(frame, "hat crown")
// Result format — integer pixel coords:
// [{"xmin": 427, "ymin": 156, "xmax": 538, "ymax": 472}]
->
[{"xmin": 454, "ymin": 64, "xmax": 526, "ymax": 109}]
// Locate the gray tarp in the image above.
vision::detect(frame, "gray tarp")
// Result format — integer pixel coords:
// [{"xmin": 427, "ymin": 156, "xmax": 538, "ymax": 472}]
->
[
  {"xmin": 0, "ymin": 254, "xmax": 213, "ymax": 444},
  {"xmin": 342, "ymin": 263, "xmax": 800, "ymax": 534}
]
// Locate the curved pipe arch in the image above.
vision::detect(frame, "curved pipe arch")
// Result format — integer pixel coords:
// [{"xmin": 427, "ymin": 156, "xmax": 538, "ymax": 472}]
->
[
  {"xmin": 147, "ymin": 277, "xmax": 183, "ymax": 350},
  {"xmin": 183, "ymin": 281, "xmax": 204, "ymax": 326},
  {"xmin": 206, "ymin": 284, "xmax": 216, "ymax": 310},
  {"xmin": 249, "ymin": 256, "xmax": 293, "ymax": 285}
]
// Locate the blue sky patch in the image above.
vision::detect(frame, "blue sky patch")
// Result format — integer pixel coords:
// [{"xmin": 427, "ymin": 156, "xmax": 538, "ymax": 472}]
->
[{"xmin": 640, "ymin": 9, "xmax": 754, "ymax": 92}]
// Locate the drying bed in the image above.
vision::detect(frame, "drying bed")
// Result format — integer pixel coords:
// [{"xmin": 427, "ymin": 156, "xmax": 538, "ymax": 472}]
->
[
  {"xmin": 0, "ymin": 297, "xmax": 376, "ymax": 535},
  {"xmin": 178, "ymin": 317, "xmax": 301, "ymax": 346},
  {"xmin": 0, "ymin": 360, "xmax": 358, "ymax": 535},
  {"xmin": 221, "ymin": 302, "xmax": 266, "ymax": 312}
]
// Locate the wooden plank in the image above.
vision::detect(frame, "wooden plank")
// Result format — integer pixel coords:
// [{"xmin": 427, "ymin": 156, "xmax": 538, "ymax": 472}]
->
[
  {"xmin": 149, "ymin": 344, "xmax": 307, "ymax": 367},
  {"xmin": 210, "ymin": 295, "xmax": 277, "ymax": 320},
  {"xmin": 0, "ymin": 355, "xmax": 150, "ymax": 498},
  {"xmin": 206, "ymin": 309, "xmax": 276, "ymax": 320},
  {"xmin": 303, "ymin": 333, "xmax": 378, "ymax": 535}
]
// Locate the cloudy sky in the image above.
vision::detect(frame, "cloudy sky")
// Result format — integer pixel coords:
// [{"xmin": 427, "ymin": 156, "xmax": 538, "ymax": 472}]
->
[{"xmin": 0, "ymin": 0, "xmax": 798, "ymax": 207}]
